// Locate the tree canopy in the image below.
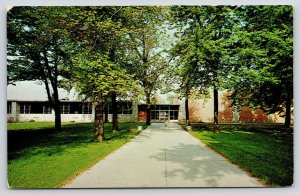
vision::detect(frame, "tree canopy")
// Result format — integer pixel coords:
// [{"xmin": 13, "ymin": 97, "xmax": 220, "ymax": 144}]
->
[
  {"xmin": 7, "ymin": 7, "xmax": 73, "ymax": 131},
  {"xmin": 226, "ymin": 6, "xmax": 293, "ymax": 127},
  {"xmin": 7, "ymin": 5, "xmax": 294, "ymax": 134},
  {"xmin": 170, "ymin": 5, "xmax": 293, "ymax": 128}
]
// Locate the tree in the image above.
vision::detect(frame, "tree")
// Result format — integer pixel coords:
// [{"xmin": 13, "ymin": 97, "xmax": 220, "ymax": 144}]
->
[
  {"xmin": 7, "ymin": 7, "xmax": 71, "ymax": 131},
  {"xmin": 171, "ymin": 6, "xmax": 235, "ymax": 131},
  {"xmin": 64, "ymin": 6, "xmax": 144, "ymax": 132},
  {"xmin": 66, "ymin": 7, "xmax": 139, "ymax": 141},
  {"xmin": 227, "ymin": 6, "xmax": 293, "ymax": 127},
  {"xmin": 119, "ymin": 7, "xmax": 172, "ymax": 125},
  {"xmin": 72, "ymin": 52, "xmax": 137, "ymax": 141}
]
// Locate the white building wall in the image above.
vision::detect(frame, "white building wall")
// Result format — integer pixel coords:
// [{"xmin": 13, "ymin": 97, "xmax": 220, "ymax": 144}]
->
[
  {"xmin": 14, "ymin": 113, "xmax": 135, "ymax": 123},
  {"xmin": 7, "ymin": 102, "xmax": 19, "ymax": 122},
  {"xmin": 18, "ymin": 114, "xmax": 54, "ymax": 122},
  {"xmin": 61, "ymin": 114, "xmax": 93, "ymax": 123},
  {"xmin": 178, "ymin": 99, "xmax": 186, "ymax": 124}
]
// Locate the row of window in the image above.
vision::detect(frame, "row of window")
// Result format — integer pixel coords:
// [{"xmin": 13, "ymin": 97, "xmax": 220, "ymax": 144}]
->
[
  {"xmin": 151, "ymin": 110, "xmax": 179, "ymax": 120},
  {"xmin": 7, "ymin": 102, "xmax": 133, "ymax": 115},
  {"xmin": 59, "ymin": 103, "xmax": 92, "ymax": 114},
  {"xmin": 105, "ymin": 102, "xmax": 133, "ymax": 114}
]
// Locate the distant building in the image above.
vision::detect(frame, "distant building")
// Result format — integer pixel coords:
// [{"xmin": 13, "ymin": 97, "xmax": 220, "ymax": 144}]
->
[{"xmin": 7, "ymin": 81, "xmax": 286, "ymax": 124}]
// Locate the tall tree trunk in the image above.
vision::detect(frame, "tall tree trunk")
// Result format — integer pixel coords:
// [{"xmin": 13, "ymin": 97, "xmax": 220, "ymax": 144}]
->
[
  {"xmin": 94, "ymin": 92, "xmax": 105, "ymax": 142},
  {"xmin": 109, "ymin": 42, "xmax": 118, "ymax": 130},
  {"xmin": 111, "ymin": 92, "xmax": 118, "ymax": 131},
  {"xmin": 52, "ymin": 85, "xmax": 61, "ymax": 131},
  {"xmin": 53, "ymin": 101, "xmax": 61, "ymax": 131},
  {"xmin": 42, "ymin": 49, "xmax": 62, "ymax": 131},
  {"xmin": 213, "ymin": 87, "xmax": 219, "ymax": 132},
  {"xmin": 146, "ymin": 93, "xmax": 151, "ymax": 125},
  {"xmin": 185, "ymin": 92, "xmax": 190, "ymax": 125},
  {"xmin": 284, "ymin": 95, "xmax": 292, "ymax": 128}
]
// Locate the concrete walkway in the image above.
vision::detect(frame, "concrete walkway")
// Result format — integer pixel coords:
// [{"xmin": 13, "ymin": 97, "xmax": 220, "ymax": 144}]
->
[{"xmin": 64, "ymin": 123, "xmax": 263, "ymax": 188}]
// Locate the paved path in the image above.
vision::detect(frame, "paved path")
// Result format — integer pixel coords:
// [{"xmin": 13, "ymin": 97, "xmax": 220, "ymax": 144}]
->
[{"xmin": 64, "ymin": 123, "xmax": 263, "ymax": 188}]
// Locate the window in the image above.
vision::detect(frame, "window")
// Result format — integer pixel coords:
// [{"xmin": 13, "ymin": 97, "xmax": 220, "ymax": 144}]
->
[
  {"xmin": 60, "ymin": 103, "xmax": 70, "ymax": 114},
  {"xmin": 18, "ymin": 102, "xmax": 52, "ymax": 114},
  {"xmin": 170, "ymin": 110, "xmax": 178, "ymax": 120},
  {"xmin": 108, "ymin": 102, "xmax": 132, "ymax": 114},
  {"xmin": 169, "ymin": 105, "xmax": 179, "ymax": 120},
  {"xmin": 82, "ymin": 103, "xmax": 92, "ymax": 114},
  {"xmin": 43, "ymin": 106, "xmax": 52, "ymax": 114},
  {"xmin": 149, "ymin": 105, "xmax": 179, "ymax": 121},
  {"xmin": 31, "ymin": 102, "xmax": 46, "ymax": 113},
  {"xmin": 69, "ymin": 102, "xmax": 82, "ymax": 114},
  {"xmin": 20, "ymin": 103, "xmax": 31, "ymax": 114},
  {"xmin": 159, "ymin": 111, "xmax": 169, "ymax": 120},
  {"xmin": 7, "ymin": 102, "xmax": 12, "ymax": 114},
  {"xmin": 170, "ymin": 105, "xmax": 179, "ymax": 110},
  {"xmin": 121, "ymin": 102, "xmax": 132, "ymax": 114},
  {"xmin": 170, "ymin": 111, "xmax": 174, "ymax": 120},
  {"xmin": 159, "ymin": 105, "xmax": 169, "ymax": 110},
  {"xmin": 151, "ymin": 110, "xmax": 159, "ymax": 120}
]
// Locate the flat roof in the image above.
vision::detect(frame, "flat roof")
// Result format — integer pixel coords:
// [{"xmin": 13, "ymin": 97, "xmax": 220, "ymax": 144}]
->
[{"xmin": 7, "ymin": 81, "xmax": 81, "ymax": 101}]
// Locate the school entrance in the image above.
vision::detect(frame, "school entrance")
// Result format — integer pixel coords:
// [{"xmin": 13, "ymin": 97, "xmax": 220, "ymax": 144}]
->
[{"xmin": 138, "ymin": 104, "xmax": 179, "ymax": 122}]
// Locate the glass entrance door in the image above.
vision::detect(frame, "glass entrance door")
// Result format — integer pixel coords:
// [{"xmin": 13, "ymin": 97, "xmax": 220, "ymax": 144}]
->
[
  {"xmin": 159, "ymin": 111, "xmax": 169, "ymax": 121},
  {"xmin": 150, "ymin": 105, "xmax": 179, "ymax": 122}
]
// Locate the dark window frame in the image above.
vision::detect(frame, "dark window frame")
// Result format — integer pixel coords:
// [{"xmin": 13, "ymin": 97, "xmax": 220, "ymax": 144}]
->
[
  {"xmin": 60, "ymin": 103, "xmax": 70, "ymax": 114},
  {"xmin": 43, "ymin": 106, "xmax": 52, "ymax": 114},
  {"xmin": 82, "ymin": 103, "xmax": 92, "ymax": 114},
  {"xmin": 20, "ymin": 103, "xmax": 31, "ymax": 114},
  {"xmin": 107, "ymin": 102, "xmax": 133, "ymax": 114},
  {"xmin": 7, "ymin": 102, "xmax": 12, "ymax": 114}
]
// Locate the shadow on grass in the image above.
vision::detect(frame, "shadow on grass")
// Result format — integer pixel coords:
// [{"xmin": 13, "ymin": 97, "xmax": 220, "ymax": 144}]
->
[
  {"xmin": 189, "ymin": 123, "xmax": 293, "ymax": 186},
  {"xmin": 8, "ymin": 122, "xmax": 144, "ymax": 160}
]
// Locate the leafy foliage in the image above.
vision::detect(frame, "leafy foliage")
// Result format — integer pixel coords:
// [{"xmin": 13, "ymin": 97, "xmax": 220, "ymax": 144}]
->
[
  {"xmin": 227, "ymin": 6, "xmax": 293, "ymax": 126},
  {"xmin": 7, "ymin": 6, "xmax": 293, "ymax": 130},
  {"xmin": 7, "ymin": 7, "xmax": 74, "ymax": 130},
  {"xmin": 171, "ymin": 5, "xmax": 293, "ymax": 127},
  {"xmin": 118, "ymin": 7, "xmax": 172, "ymax": 125},
  {"xmin": 72, "ymin": 52, "xmax": 138, "ymax": 99}
]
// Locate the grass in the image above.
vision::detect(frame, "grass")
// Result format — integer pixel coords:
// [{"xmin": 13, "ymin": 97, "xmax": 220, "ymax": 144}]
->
[
  {"xmin": 188, "ymin": 123, "xmax": 293, "ymax": 187},
  {"xmin": 8, "ymin": 121, "xmax": 58, "ymax": 130},
  {"xmin": 7, "ymin": 122, "xmax": 146, "ymax": 188}
]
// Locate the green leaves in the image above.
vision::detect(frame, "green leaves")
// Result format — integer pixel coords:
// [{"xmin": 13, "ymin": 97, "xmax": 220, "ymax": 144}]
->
[
  {"xmin": 171, "ymin": 6, "xmax": 236, "ymax": 96},
  {"xmin": 170, "ymin": 5, "xmax": 293, "ymax": 126},
  {"xmin": 72, "ymin": 52, "xmax": 139, "ymax": 100},
  {"xmin": 7, "ymin": 6, "xmax": 293, "ymax": 126},
  {"xmin": 227, "ymin": 6, "xmax": 293, "ymax": 117}
]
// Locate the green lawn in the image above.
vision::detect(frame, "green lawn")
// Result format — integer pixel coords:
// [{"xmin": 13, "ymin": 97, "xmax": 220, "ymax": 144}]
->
[
  {"xmin": 7, "ymin": 121, "xmax": 73, "ymax": 130},
  {"xmin": 7, "ymin": 122, "xmax": 146, "ymax": 188},
  {"xmin": 8, "ymin": 121, "xmax": 55, "ymax": 130},
  {"xmin": 188, "ymin": 123, "xmax": 293, "ymax": 187}
]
